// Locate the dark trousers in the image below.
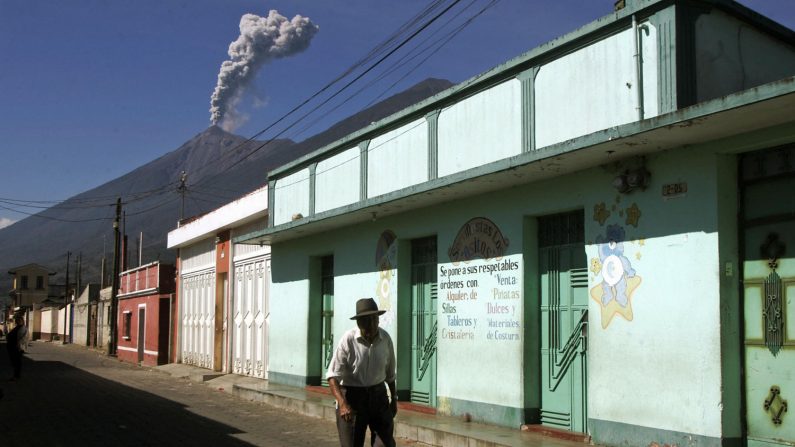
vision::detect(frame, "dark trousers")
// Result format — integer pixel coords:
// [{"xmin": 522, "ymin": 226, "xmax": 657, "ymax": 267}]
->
[
  {"xmin": 336, "ymin": 384, "xmax": 395, "ymax": 447},
  {"xmin": 8, "ymin": 348, "xmax": 21, "ymax": 379}
]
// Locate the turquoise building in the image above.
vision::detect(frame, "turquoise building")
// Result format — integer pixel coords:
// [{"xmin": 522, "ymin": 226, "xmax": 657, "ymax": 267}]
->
[{"xmin": 238, "ymin": 1, "xmax": 795, "ymax": 445}]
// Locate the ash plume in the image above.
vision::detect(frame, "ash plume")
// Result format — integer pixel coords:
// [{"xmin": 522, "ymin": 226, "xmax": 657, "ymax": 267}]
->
[{"xmin": 210, "ymin": 9, "xmax": 319, "ymax": 131}]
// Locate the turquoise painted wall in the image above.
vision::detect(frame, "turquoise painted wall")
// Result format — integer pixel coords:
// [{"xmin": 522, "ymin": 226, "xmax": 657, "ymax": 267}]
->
[
  {"xmin": 584, "ymin": 148, "xmax": 725, "ymax": 441},
  {"xmin": 267, "ymin": 136, "xmax": 790, "ymax": 441}
]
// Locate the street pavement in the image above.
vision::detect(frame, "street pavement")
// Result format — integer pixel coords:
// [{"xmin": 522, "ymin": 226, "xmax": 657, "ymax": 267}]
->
[{"xmin": 0, "ymin": 339, "xmax": 417, "ymax": 447}]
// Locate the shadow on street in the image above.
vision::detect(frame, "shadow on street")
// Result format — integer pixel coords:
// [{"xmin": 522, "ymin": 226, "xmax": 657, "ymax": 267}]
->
[{"xmin": 0, "ymin": 340, "xmax": 255, "ymax": 447}]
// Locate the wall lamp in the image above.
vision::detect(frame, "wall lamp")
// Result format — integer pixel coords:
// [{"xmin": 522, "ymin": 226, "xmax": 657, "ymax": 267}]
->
[{"xmin": 612, "ymin": 167, "xmax": 651, "ymax": 194}]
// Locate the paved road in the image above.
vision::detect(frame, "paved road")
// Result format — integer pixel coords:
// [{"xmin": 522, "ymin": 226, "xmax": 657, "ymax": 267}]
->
[{"xmin": 0, "ymin": 340, "xmax": 415, "ymax": 447}]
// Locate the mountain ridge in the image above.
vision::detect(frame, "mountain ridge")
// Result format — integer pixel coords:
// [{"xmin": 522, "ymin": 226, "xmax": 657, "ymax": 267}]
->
[{"xmin": 0, "ymin": 78, "xmax": 454, "ymax": 294}]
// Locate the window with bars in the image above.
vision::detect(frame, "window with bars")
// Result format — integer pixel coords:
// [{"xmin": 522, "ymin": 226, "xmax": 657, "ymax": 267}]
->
[{"xmin": 123, "ymin": 311, "xmax": 132, "ymax": 339}]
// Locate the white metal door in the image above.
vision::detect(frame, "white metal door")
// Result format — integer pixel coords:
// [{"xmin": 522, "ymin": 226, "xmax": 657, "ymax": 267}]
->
[
  {"xmin": 181, "ymin": 270, "xmax": 215, "ymax": 369},
  {"xmin": 232, "ymin": 256, "xmax": 270, "ymax": 379}
]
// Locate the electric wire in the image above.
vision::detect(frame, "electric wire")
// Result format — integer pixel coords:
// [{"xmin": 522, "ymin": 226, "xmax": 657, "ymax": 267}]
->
[
  {"xmin": 190, "ymin": 0, "xmax": 465, "ymax": 192},
  {"xmin": 167, "ymin": 0, "xmax": 456, "ymax": 188},
  {"xmin": 288, "ymin": 0, "xmax": 494, "ymax": 142},
  {"xmin": 367, "ymin": 0, "xmax": 501, "ymax": 107},
  {"xmin": 1, "ymin": 1, "xmax": 474, "ymax": 223}
]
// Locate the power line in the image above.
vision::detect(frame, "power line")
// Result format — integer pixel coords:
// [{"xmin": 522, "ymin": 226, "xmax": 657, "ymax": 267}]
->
[
  {"xmin": 190, "ymin": 0, "xmax": 466, "ymax": 192},
  {"xmin": 367, "ymin": 0, "xmax": 501, "ymax": 107},
  {"xmin": 289, "ymin": 0, "xmax": 496, "ymax": 141},
  {"xmin": 1, "ymin": 1, "xmax": 473, "ymax": 224},
  {"xmin": 155, "ymin": 0, "xmax": 462, "ymax": 193}
]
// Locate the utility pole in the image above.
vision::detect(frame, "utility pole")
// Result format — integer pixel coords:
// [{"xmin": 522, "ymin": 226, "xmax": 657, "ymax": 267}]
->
[
  {"xmin": 178, "ymin": 171, "xmax": 188, "ymax": 221},
  {"xmin": 76, "ymin": 253, "xmax": 82, "ymax": 300},
  {"xmin": 63, "ymin": 251, "xmax": 70, "ymax": 344},
  {"xmin": 122, "ymin": 211, "xmax": 128, "ymax": 273},
  {"xmin": 108, "ymin": 198, "xmax": 122, "ymax": 356},
  {"xmin": 101, "ymin": 234, "xmax": 107, "ymax": 288}
]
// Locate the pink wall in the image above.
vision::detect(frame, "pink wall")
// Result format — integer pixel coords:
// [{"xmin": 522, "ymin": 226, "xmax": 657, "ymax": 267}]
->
[{"xmin": 117, "ymin": 294, "xmax": 169, "ymax": 366}]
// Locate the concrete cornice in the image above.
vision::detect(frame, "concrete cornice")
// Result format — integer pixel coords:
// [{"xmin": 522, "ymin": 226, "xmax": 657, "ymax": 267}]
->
[{"xmin": 236, "ymin": 76, "xmax": 795, "ymax": 246}]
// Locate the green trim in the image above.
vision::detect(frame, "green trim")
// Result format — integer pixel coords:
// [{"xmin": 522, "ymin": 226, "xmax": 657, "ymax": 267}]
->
[
  {"xmin": 233, "ymin": 77, "xmax": 795, "ymax": 245},
  {"xmin": 522, "ymin": 217, "xmax": 541, "ymax": 419},
  {"xmin": 267, "ymin": 0, "xmax": 673, "ymax": 180},
  {"xmin": 650, "ymin": 6, "xmax": 677, "ymax": 114},
  {"xmin": 269, "ymin": 371, "xmax": 318, "ymax": 388},
  {"xmin": 308, "ymin": 163, "xmax": 317, "ymax": 217},
  {"xmin": 426, "ymin": 110, "xmax": 440, "ymax": 181},
  {"xmin": 517, "ymin": 67, "xmax": 540, "ymax": 152},
  {"xmin": 396, "ymin": 239, "xmax": 413, "ymax": 403},
  {"xmin": 438, "ymin": 396, "xmax": 529, "ymax": 428},
  {"xmin": 716, "ymin": 153, "xmax": 743, "ymax": 440},
  {"xmin": 267, "ymin": 180, "xmax": 276, "ymax": 228},
  {"xmin": 589, "ymin": 418, "xmax": 742, "ymax": 447},
  {"xmin": 306, "ymin": 256, "xmax": 323, "ymax": 384},
  {"xmin": 265, "ymin": 0, "xmax": 793, "ymax": 182},
  {"xmin": 359, "ymin": 140, "xmax": 370, "ymax": 201}
]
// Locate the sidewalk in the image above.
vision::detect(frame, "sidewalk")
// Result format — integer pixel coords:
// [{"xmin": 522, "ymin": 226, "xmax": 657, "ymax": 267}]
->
[{"xmin": 155, "ymin": 363, "xmax": 589, "ymax": 447}]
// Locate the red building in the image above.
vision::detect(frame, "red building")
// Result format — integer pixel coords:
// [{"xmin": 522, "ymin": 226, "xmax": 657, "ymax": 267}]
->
[{"xmin": 116, "ymin": 262, "xmax": 175, "ymax": 366}]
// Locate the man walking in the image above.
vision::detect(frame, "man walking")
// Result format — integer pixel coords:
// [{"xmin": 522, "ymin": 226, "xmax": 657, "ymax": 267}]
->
[
  {"xmin": 327, "ymin": 298, "xmax": 397, "ymax": 447},
  {"xmin": 6, "ymin": 315, "xmax": 28, "ymax": 381}
]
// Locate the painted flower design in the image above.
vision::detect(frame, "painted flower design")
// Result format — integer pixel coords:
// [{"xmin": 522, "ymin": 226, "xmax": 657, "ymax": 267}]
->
[
  {"xmin": 593, "ymin": 202, "xmax": 610, "ymax": 226},
  {"xmin": 625, "ymin": 203, "xmax": 641, "ymax": 227}
]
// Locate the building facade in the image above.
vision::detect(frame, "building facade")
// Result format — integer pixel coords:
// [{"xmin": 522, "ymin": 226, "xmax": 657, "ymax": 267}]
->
[
  {"xmin": 96, "ymin": 286, "xmax": 112, "ymax": 349},
  {"xmin": 73, "ymin": 284, "xmax": 100, "ymax": 347},
  {"xmin": 168, "ymin": 186, "xmax": 271, "ymax": 378},
  {"xmin": 236, "ymin": 1, "xmax": 795, "ymax": 446},
  {"xmin": 116, "ymin": 262, "xmax": 175, "ymax": 366},
  {"xmin": 7, "ymin": 263, "xmax": 56, "ymax": 330}
]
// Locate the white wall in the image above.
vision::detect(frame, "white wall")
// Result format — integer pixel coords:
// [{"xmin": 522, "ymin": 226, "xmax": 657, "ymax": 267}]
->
[
  {"xmin": 368, "ymin": 118, "xmax": 428, "ymax": 198},
  {"xmin": 316, "ymin": 146, "xmax": 360, "ymax": 213},
  {"xmin": 438, "ymin": 80, "xmax": 522, "ymax": 177},
  {"xmin": 167, "ymin": 186, "xmax": 268, "ymax": 249},
  {"xmin": 274, "ymin": 168, "xmax": 311, "ymax": 225},
  {"xmin": 535, "ymin": 23, "xmax": 658, "ymax": 148},
  {"xmin": 180, "ymin": 238, "xmax": 215, "ymax": 274},
  {"xmin": 584, "ymin": 148, "xmax": 723, "ymax": 439},
  {"xmin": 268, "ymin": 277, "xmax": 310, "ymax": 376},
  {"xmin": 233, "ymin": 220, "xmax": 270, "ymax": 261}
]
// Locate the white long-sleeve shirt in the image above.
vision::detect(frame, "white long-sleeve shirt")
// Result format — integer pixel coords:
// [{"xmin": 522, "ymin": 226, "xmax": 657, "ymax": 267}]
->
[{"xmin": 326, "ymin": 327, "xmax": 395, "ymax": 387}]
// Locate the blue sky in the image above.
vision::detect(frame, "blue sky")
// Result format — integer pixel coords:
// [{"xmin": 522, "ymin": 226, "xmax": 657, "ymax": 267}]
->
[{"xmin": 1, "ymin": 0, "xmax": 793, "ymax": 228}]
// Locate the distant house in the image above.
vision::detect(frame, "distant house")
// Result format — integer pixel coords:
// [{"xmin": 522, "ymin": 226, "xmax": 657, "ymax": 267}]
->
[
  {"xmin": 73, "ymin": 284, "xmax": 100, "ymax": 347},
  {"xmin": 167, "ymin": 185, "xmax": 270, "ymax": 378},
  {"xmin": 37, "ymin": 297, "xmax": 70, "ymax": 342},
  {"xmin": 116, "ymin": 262, "xmax": 175, "ymax": 366},
  {"xmin": 7, "ymin": 263, "xmax": 57, "ymax": 338},
  {"xmin": 7, "ymin": 263, "xmax": 55, "ymax": 308}
]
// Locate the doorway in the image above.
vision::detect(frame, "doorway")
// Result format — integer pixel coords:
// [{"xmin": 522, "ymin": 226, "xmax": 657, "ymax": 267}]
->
[
  {"xmin": 137, "ymin": 307, "xmax": 145, "ymax": 363},
  {"xmin": 740, "ymin": 145, "xmax": 795, "ymax": 446},
  {"xmin": 320, "ymin": 256, "xmax": 334, "ymax": 386},
  {"xmin": 410, "ymin": 236, "xmax": 438, "ymax": 406},
  {"xmin": 538, "ymin": 210, "xmax": 588, "ymax": 433}
]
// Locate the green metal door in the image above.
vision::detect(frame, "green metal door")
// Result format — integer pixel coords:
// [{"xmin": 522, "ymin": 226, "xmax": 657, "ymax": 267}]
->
[
  {"xmin": 320, "ymin": 256, "xmax": 334, "ymax": 387},
  {"xmin": 741, "ymin": 147, "xmax": 795, "ymax": 446},
  {"xmin": 539, "ymin": 211, "xmax": 588, "ymax": 433},
  {"xmin": 410, "ymin": 236, "xmax": 438, "ymax": 406}
]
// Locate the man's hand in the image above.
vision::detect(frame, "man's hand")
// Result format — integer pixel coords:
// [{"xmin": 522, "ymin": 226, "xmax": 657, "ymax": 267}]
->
[
  {"xmin": 328, "ymin": 377, "xmax": 354, "ymax": 422},
  {"xmin": 339, "ymin": 400, "xmax": 354, "ymax": 422},
  {"xmin": 387, "ymin": 381, "xmax": 397, "ymax": 418}
]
